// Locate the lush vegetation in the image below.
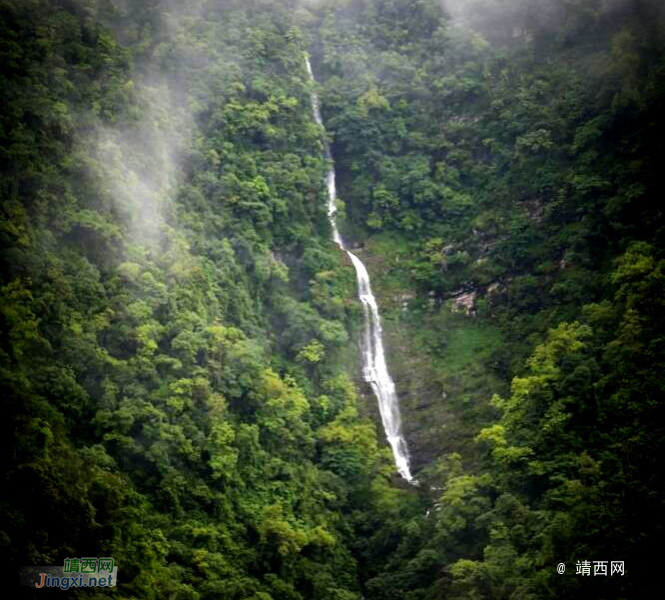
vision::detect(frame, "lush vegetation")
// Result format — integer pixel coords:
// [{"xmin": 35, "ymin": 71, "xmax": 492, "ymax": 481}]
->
[
  {"xmin": 0, "ymin": 1, "xmax": 408, "ymax": 598},
  {"xmin": 313, "ymin": 1, "xmax": 665, "ymax": 598},
  {"xmin": 1, "ymin": 0, "xmax": 663, "ymax": 599}
]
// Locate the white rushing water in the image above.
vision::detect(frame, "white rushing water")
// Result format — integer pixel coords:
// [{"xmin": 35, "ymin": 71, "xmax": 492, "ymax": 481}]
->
[{"xmin": 306, "ymin": 56, "xmax": 413, "ymax": 482}]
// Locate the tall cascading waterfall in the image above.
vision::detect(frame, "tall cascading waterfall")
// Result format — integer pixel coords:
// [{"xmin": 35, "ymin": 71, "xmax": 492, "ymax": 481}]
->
[{"xmin": 306, "ymin": 56, "xmax": 413, "ymax": 482}]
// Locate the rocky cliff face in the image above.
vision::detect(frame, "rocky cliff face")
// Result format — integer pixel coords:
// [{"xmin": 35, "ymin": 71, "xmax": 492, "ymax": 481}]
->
[{"xmin": 352, "ymin": 237, "xmax": 506, "ymax": 478}]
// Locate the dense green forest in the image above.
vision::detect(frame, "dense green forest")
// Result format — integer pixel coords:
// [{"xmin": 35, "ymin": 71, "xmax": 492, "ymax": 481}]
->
[{"xmin": 1, "ymin": 0, "xmax": 663, "ymax": 598}]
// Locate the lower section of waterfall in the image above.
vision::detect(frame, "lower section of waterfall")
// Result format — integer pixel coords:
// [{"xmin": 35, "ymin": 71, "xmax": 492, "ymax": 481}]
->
[{"xmin": 306, "ymin": 55, "xmax": 413, "ymax": 482}]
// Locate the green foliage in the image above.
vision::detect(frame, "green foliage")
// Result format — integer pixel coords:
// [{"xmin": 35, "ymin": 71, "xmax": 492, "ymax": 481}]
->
[
  {"xmin": 0, "ymin": 1, "xmax": 399, "ymax": 598},
  {"xmin": 308, "ymin": 0, "xmax": 665, "ymax": 598},
  {"xmin": 1, "ymin": 0, "xmax": 664, "ymax": 599}
]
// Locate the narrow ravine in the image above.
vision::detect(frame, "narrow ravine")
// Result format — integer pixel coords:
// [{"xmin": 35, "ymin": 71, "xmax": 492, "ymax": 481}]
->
[{"xmin": 306, "ymin": 56, "xmax": 413, "ymax": 482}]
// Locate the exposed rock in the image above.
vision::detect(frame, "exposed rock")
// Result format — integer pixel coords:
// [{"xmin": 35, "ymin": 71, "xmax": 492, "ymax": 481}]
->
[
  {"xmin": 525, "ymin": 198, "xmax": 545, "ymax": 224},
  {"xmin": 450, "ymin": 290, "xmax": 477, "ymax": 315},
  {"xmin": 395, "ymin": 292, "xmax": 415, "ymax": 302}
]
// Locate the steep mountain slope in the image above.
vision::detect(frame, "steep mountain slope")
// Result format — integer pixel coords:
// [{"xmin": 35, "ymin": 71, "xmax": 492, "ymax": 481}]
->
[
  {"xmin": 1, "ymin": 1, "xmax": 664, "ymax": 599},
  {"xmin": 0, "ymin": 1, "xmax": 411, "ymax": 598},
  {"xmin": 311, "ymin": 0, "xmax": 665, "ymax": 598}
]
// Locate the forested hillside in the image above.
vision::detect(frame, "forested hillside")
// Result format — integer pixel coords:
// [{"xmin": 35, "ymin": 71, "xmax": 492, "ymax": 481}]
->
[{"xmin": 2, "ymin": 1, "xmax": 663, "ymax": 599}]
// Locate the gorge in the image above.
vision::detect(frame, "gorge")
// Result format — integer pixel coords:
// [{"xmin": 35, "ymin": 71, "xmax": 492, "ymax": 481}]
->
[{"xmin": 1, "ymin": 1, "xmax": 663, "ymax": 599}]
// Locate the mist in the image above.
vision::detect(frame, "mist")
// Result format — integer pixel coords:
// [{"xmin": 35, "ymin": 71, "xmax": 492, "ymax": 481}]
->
[
  {"xmin": 91, "ymin": 81, "xmax": 189, "ymax": 250},
  {"xmin": 439, "ymin": 0, "xmax": 665, "ymax": 46},
  {"xmin": 82, "ymin": 1, "xmax": 213, "ymax": 256}
]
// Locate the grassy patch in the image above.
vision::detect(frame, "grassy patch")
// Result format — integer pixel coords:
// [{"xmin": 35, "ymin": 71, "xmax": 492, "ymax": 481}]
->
[{"xmin": 423, "ymin": 311, "xmax": 503, "ymax": 374}]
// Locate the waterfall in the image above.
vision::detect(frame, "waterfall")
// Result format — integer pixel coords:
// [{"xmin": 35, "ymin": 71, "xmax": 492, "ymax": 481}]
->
[{"xmin": 306, "ymin": 56, "xmax": 413, "ymax": 482}]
